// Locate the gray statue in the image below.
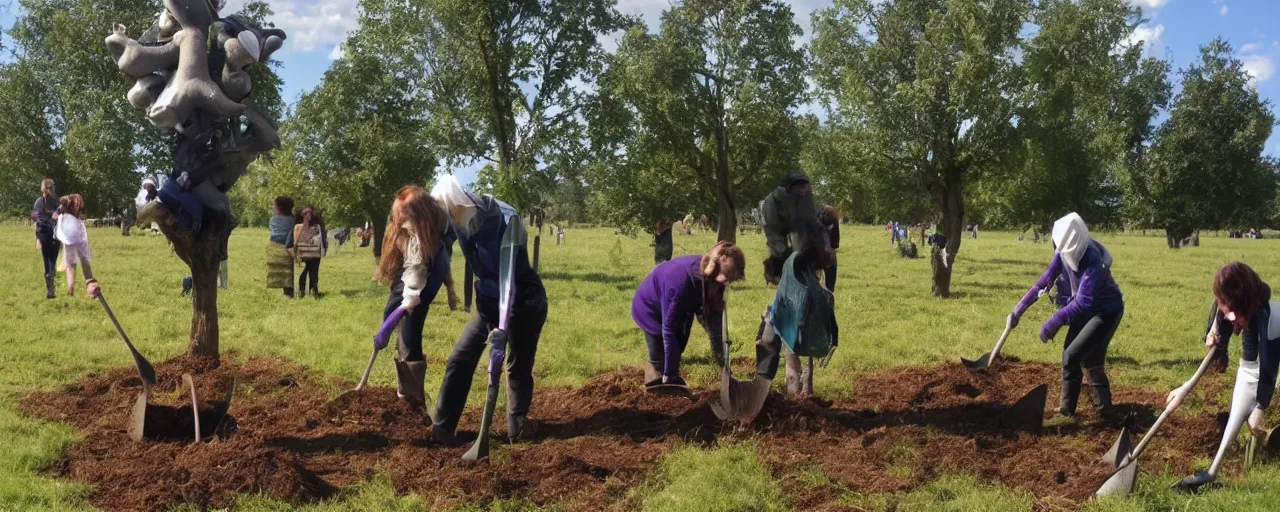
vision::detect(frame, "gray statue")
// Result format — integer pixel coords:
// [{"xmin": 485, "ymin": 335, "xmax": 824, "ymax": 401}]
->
[{"xmin": 105, "ymin": 0, "xmax": 285, "ymax": 239}]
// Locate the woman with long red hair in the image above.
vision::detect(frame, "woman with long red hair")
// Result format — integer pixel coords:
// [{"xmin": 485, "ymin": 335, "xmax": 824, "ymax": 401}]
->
[
  {"xmin": 375, "ymin": 186, "xmax": 452, "ymax": 408},
  {"xmin": 1174, "ymin": 261, "xmax": 1279, "ymax": 491}
]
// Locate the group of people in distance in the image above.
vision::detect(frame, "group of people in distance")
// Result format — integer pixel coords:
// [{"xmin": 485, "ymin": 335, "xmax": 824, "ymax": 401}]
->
[{"xmin": 28, "ymin": 170, "xmax": 1280, "ymax": 492}]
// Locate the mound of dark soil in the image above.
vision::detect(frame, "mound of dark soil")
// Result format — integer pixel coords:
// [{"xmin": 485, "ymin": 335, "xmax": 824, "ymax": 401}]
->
[{"xmin": 19, "ymin": 355, "xmax": 1235, "ymax": 511}]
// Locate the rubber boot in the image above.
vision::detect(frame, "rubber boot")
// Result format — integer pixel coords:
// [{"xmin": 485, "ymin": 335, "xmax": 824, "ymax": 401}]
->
[
  {"xmin": 394, "ymin": 359, "xmax": 428, "ymax": 408},
  {"xmin": 1085, "ymin": 365, "xmax": 1113, "ymax": 415},
  {"xmin": 1059, "ymin": 379, "xmax": 1081, "ymax": 417},
  {"xmin": 508, "ymin": 414, "xmax": 526, "ymax": 444},
  {"xmin": 45, "ymin": 274, "xmax": 56, "ymax": 299},
  {"xmin": 785, "ymin": 350, "xmax": 814, "ymax": 396}
]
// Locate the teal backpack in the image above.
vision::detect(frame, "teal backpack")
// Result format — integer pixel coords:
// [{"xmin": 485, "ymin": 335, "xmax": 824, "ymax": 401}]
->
[{"xmin": 770, "ymin": 252, "xmax": 838, "ymax": 358}]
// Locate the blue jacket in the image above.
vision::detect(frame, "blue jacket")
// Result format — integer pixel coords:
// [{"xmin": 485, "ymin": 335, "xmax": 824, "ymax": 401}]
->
[
  {"xmin": 1015, "ymin": 241, "xmax": 1124, "ymax": 337},
  {"xmin": 449, "ymin": 193, "xmax": 543, "ymax": 310}
]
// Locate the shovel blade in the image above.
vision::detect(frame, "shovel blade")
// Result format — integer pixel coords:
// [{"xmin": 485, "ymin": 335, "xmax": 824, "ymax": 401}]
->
[
  {"xmin": 1096, "ymin": 455, "xmax": 1139, "ymax": 497},
  {"xmin": 462, "ymin": 386, "xmax": 499, "ymax": 461},
  {"xmin": 1101, "ymin": 427, "xmax": 1133, "ymax": 469},
  {"xmin": 712, "ymin": 373, "xmax": 772, "ymax": 422},
  {"xmin": 1003, "ymin": 384, "xmax": 1048, "ymax": 432},
  {"xmin": 127, "ymin": 389, "xmax": 151, "ymax": 442},
  {"xmin": 961, "ymin": 352, "xmax": 993, "ymax": 372},
  {"xmin": 1264, "ymin": 427, "xmax": 1280, "ymax": 460}
]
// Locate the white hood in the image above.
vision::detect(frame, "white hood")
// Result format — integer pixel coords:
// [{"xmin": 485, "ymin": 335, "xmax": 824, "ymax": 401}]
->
[
  {"xmin": 1052, "ymin": 213, "xmax": 1090, "ymax": 271},
  {"xmin": 429, "ymin": 174, "xmax": 477, "ymax": 228}
]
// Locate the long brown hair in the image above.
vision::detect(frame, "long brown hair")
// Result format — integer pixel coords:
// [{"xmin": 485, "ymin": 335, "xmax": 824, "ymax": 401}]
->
[
  {"xmin": 376, "ymin": 186, "xmax": 447, "ymax": 283},
  {"xmin": 1213, "ymin": 261, "xmax": 1271, "ymax": 335},
  {"xmin": 59, "ymin": 194, "xmax": 84, "ymax": 218}
]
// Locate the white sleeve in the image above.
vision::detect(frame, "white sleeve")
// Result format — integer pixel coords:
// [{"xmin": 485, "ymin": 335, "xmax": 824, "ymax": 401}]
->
[{"xmin": 401, "ymin": 235, "xmax": 426, "ymax": 297}]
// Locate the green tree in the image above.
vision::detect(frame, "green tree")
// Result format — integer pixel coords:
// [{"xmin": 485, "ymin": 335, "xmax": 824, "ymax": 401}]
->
[
  {"xmin": 812, "ymin": 0, "xmax": 1026, "ymax": 297},
  {"xmin": 1138, "ymin": 39, "xmax": 1275, "ymax": 247},
  {"xmin": 979, "ymin": 0, "xmax": 1136, "ymax": 233},
  {"xmin": 591, "ymin": 0, "xmax": 808, "ymax": 242},
  {"xmin": 0, "ymin": 60, "xmax": 71, "ymax": 217},
  {"xmin": 800, "ymin": 118, "xmax": 930, "ymax": 225},
  {"xmin": 285, "ymin": 27, "xmax": 437, "ymax": 258}
]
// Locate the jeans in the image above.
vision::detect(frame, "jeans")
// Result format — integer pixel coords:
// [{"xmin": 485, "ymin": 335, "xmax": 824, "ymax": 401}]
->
[
  {"xmin": 37, "ymin": 232, "xmax": 61, "ymax": 280},
  {"xmin": 433, "ymin": 287, "xmax": 547, "ymax": 435},
  {"xmin": 298, "ymin": 258, "xmax": 320, "ymax": 294}
]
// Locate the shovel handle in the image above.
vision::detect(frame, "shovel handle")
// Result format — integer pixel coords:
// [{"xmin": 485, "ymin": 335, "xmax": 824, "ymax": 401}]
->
[
  {"xmin": 986, "ymin": 316, "xmax": 1016, "ymax": 363},
  {"xmin": 354, "ymin": 347, "xmax": 379, "ymax": 391},
  {"xmin": 1127, "ymin": 344, "xmax": 1220, "ymax": 463}
]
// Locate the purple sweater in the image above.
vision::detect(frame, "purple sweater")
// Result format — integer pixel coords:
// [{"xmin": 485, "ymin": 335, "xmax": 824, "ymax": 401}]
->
[
  {"xmin": 633, "ymin": 255, "xmax": 713, "ymax": 377},
  {"xmin": 1014, "ymin": 242, "xmax": 1124, "ymax": 338}
]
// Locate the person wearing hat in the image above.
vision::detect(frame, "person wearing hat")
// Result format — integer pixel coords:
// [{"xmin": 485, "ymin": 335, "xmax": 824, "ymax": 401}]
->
[
  {"xmin": 428, "ymin": 175, "xmax": 548, "ymax": 444},
  {"xmin": 759, "ymin": 172, "xmax": 818, "ymax": 287},
  {"xmin": 1009, "ymin": 212, "xmax": 1125, "ymax": 417}
]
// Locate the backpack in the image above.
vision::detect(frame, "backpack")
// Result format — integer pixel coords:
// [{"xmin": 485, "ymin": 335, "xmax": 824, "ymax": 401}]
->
[{"xmin": 770, "ymin": 252, "xmax": 837, "ymax": 358}]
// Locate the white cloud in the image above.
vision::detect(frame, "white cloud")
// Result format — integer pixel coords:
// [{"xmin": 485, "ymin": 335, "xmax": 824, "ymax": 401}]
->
[
  {"xmin": 1242, "ymin": 55, "xmax": 1275, "ymax": 84},
  {"xmin": 1241, "ymin": 42, "xmax": 1260, "ymax": 53},
  {"xmin": 1127, "ymin": 0, "xmax": 1170, "ymax": 9},
  {"xmin": 327, "ymin": 44, "xmax": 345, "ymax": 60},
  {"xmin": 220, "ymin": 0, "xmax": 360, "ymax": 54},
  {"xmin": 1220, "ymin": 5, "xmax": 1229, "ymax": 16},
  {"xmin": 1122, "ymin": 24, "xmax": 1165, "ymax": 52},
  {"xmin": 1273, "ymin": 41, "xmax": 1280, "ymax": 50}
]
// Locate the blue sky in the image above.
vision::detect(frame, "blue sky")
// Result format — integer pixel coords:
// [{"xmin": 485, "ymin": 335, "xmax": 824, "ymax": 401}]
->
[{"xmin": 3, "ymin": 0, "xmax": 1278, "ymax": 185}]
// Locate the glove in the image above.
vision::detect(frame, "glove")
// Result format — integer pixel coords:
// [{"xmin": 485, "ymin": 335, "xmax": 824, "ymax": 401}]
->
[
  {"xmin": 1040, "ymin": 323, "xmax": 1059, "ymax": 343},
  {"xmin": 1173, "ymin": 471, "xmax": 1219, "ymax": 493},
  {"xmin": 400, "ymin": 294, "xmax": 421, "ymax": 312},
  {"xmin": 1250, "ymin": 407, "xmax": 1266, "ymax": 436},
  {"xmin": 488, "ymin": 329, "xmax": 509, "ymax": 364},
  {"xmin": 1167, "ymin": 384, "xmax": 1190, "ymax": 409},
  {"xmin": 1008, "ymin": 313, "xmax": 1019, "ymax": 330}
]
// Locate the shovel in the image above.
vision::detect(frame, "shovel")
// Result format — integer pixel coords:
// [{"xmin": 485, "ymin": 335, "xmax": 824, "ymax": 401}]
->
[
  {"xmin": 182, "ymin": 374, "xmax": 201, "ymax": 443},
  {"xmin": 712, "ymin": 309, "xmax": 771, "ymax": 423},
  {"xmin": 323, "ymin": 308, "xmax": 407, "ymax": 415},
  {"xmin": 1096, "ymin": 345, "xmax": 1219, "ymax": 496},
  {"xmin": 962, "ymin": 314, "xmax": 1016, "ymax": 372},
  {"xmin": 643, "ymin": 361, "xmax": 695, "ymax": 399},
  {"xmin": 95, "ymin": 293, "xmax": 159, "ymax": 442},
  {"xmin": 463, "ymin": 221, "xmax": 519, "ymax": 462}
]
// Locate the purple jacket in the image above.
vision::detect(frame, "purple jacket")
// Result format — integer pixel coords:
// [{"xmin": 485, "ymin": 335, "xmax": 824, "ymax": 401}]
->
[
  {"xmin": 1014, "ymin": 242, "xmax": 1124, "ymax": 339},
  {"xmin": 632, "ymin": 255, "xmax": 720, "ymax": 377}
]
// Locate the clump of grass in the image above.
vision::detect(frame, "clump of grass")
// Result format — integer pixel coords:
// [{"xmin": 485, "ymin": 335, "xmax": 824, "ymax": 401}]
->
[{"xmin": 634, "ymin": 442, "xmax": 788, "ymax": 512}]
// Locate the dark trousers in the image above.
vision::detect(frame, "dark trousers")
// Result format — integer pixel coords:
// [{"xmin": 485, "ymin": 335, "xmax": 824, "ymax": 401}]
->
[
  {"xmin": 433, "ymin": 289, "xmax": 547, "ymax": 435},
  {"xmin": 1061, "ymin": 308, "xmax": 1124, "ymax": 386},
  {"xmin": 37, "ymin": 233, "xmax": 61, "ymax": 279},
  {"xmin": 298, "ymin": 258, "xmax": 320, "ymax": 294},
  {"xmin": 383, "ymin": 277, "xmax": 430, "ymax": 361},
  {"xmin": 824, "ymin": 263, "xmax": 837, "ymax": 291},
  {"xmin": 644, "ymin": 330, "xmax": 692, "ymax": 375}
]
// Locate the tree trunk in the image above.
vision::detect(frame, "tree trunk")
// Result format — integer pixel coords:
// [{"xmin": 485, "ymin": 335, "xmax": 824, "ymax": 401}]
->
[
  {"xmin": 155, "ymin": 207, "xmax": 223, "ymax": 360},
  {"xmin": 716, "ymin": 199, "xmax": 737, "ymax": 243},
  {"xmin": 188, "ymin": 239, "xmax": 220, "ymax": 357},
  {"xmin": 371, "ymin": 216, "xmax": 387, "ymax": 259},
  {"xmin": 1165, "ymin": 227, "xmax": 1185, "ymax": 249},
  {"xmin": 930, "ymin": 171, "xmax": 964, "ymax": 298}
]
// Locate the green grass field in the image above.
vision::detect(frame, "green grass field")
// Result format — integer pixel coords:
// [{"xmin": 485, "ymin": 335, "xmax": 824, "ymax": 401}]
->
[{"xmin": 3, "ymin": 223, "xmax": 1280, "ymax": 511}]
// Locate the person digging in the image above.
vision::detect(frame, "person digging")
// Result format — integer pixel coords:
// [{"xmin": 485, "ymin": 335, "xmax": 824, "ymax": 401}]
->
[
  {"xmin": 428, "ymin": 175, "xmax": 547, "ymax": 445},
  {"xmin": 760, "ymin": 172, "xmax": 818, "ymax": 288},
  {"xmin": 631, "ymin": 242, "xmax": 746, "ymax": 395},
  {"xmin": 1009, "ymin": 213, "xmax": 1124, "ymax": 419},
  {"xmin": 375, "ymin": 186, "xmax": 453, "ymax": 409},
  {"xmin": 1173, "ymin": 262, "xmax": 1279, "ymax": 492}
]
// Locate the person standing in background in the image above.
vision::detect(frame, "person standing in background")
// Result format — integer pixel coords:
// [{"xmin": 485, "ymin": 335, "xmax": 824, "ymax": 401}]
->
[
  {"xmin": 266, "ymin": 196, "xmax": 296, "ymax": 298},
  {"xmin": 55, "ymin": 194, "xmax": 95, "ymax": 297},
  {"xmin": 32, "ymin": 179, "xmax": 62, "ymax": 299},
  {"xmin": 819, "ymin": 206, "xmax": 840, "ymax": 291},
  {"xmin": 653, "ymin": 220, "xmax": 674, "ymax": 265},
  {"xmin": 292, "ymin": 207, "xmax": 326, "ymax": 299}
]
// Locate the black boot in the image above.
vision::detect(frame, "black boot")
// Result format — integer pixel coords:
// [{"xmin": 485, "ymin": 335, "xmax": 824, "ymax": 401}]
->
[
  {"xmin": 1059, "ymin": 379, "xmax": 1081, "ymax": 417},
  {"xmin": 1085, "ymin": 365, "xmax": 1113, "ymax": 415},
  {"xmin": 45, "ymin": 274, "xmax": 56, "ymax": 299},
  {"xmin": 508, "ymin": 414, "xmax": 526, "ymax": 444}
]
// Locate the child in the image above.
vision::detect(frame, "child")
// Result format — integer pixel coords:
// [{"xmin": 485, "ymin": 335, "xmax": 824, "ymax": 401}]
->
[
  {"xmin": 292, "ymin": 208, "xmax": 326, "ymax": 299},
  {"xmin": 54, "ymin": 194, "xmax": 96, "ymax": 297},
  {"xmin": 376, "ymin": 186, "xmax": 451, "ymax": 407}
]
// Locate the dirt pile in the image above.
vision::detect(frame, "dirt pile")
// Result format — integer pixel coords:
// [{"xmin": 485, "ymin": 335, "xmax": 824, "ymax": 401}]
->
[{"xmin": 19, "ymin": 356, "xmax": 1233, "ymax": 511}]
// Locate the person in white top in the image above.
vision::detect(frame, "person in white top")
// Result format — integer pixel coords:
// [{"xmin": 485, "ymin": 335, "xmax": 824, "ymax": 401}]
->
[
  {"xmin": 135, "ymin": 178, "xmax": 161, "ymax": 233},
  {"xmin": 54, "ymin": 194, "xmax": 99, "ymax": 298}
]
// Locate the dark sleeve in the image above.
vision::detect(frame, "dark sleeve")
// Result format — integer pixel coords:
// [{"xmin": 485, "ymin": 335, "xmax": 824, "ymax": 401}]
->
[
  {"xmin": 1254, "ymin": 307, "xmax": 1277, "ymax": 409},
  {"xmin": 1046, "ymin": 264, "xmax": 1105, "ymax": 332},
  {"xmin": 828, "ymin": 223, "xmax": 840, "ymax": 249}
]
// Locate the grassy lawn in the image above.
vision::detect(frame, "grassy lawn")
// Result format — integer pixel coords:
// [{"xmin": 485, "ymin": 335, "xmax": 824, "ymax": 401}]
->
[{"xmin": 2, "ymin": 222, "xmax": 1280, "ymax": 510}]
